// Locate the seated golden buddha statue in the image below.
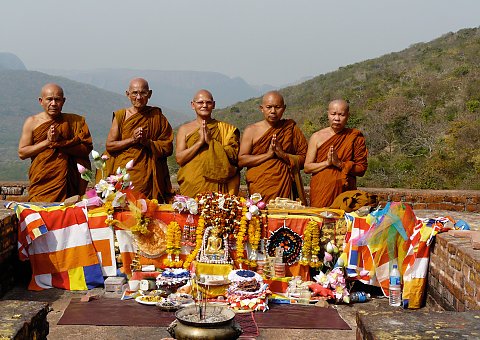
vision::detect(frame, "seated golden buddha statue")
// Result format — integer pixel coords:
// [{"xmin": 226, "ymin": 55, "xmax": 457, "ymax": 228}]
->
[{"xmin": 205, "ymin": 227, "xmax": 223, "ymax": 255}]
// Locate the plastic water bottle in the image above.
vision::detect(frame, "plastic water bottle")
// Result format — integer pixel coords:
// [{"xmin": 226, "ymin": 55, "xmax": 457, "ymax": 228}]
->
[
  {"xmin": 350, "ymin": 291, "xmax": 370, "ymax": 303},
  {"xmin": 389, "ymin": 264, "xmax": 401, "ymax": 307}
]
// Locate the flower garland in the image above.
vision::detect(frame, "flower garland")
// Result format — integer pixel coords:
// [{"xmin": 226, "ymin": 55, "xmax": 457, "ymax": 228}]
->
[
  {"xmin": 104, "ymin": 200, "xmax": 115, "ymax": 226},
  {"xmin": 183, "ymin": 215, "xmax": 205, "ymax": 269},
  {"xmin": 164, "ymin": 221, "xmax": 183, "ymax": 268},
  {"xmin": 299, "ymin": 220, "xmax": 322, "ymax": 268},
  {"xmin": 236, "ymin": 205, "xmax": 248, "ymax": 266},
  {"xmin": 245, "ymin": 215, "xmax": 262, "ymax": 267}
]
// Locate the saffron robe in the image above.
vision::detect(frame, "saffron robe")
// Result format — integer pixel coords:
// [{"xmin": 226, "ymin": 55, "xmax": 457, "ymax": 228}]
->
[
  {"xmin": 28, "ymin": 113, "xmax": 93, "ymax": 202},
  {"xmin": 102, "ymin": 107, "xmax": 174, "ymax": 203},
  {"xmin": 245, "ymin": 119, "xmax": 308, "ymax": 204},
  {"xmin": 310, "ymin": 128, "xmax": 368, "ymax": 208},
  {"xmin": 177, "ymin": 120, "xmax": 240, "ymax": 197}
]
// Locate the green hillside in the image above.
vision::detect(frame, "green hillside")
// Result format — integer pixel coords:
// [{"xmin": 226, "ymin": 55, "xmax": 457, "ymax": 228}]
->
[{"xmin": 214, "ymin": 27, "xmax": 480, "ymax": 190}]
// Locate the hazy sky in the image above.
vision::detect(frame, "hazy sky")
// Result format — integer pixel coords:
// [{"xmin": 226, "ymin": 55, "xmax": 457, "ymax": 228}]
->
[{"xmin": 1, "ymin": 0, "xmax": 479, "ymax": 86}]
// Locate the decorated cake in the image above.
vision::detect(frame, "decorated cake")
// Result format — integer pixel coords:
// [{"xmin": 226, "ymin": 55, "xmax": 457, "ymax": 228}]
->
[
  {"xmin": 226, "ymin": 270, "xmax": 269, "ymax": 312},
  {"xmin": 156, "ymin": 268, "xmax": 190, "ymax": 293}
]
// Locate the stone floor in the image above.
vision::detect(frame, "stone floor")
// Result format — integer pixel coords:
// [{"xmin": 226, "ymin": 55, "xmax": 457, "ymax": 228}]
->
[{"xmin": 3, "ymin": 285, "xmax": 398, "ymax": 340}]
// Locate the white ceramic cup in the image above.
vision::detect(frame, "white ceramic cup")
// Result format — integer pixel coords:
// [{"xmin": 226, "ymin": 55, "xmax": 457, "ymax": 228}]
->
[{"xmin": 128, "ymin": 280, "xmax": 140, "ymax": 291}]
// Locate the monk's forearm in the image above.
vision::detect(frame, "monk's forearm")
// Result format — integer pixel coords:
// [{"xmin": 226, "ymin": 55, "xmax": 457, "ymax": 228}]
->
[
  {"xmin": 18, "ymin": 139, "xmax": 50, "ymax": 160},
  {"xmin": 176, "ymin": 141, "xmax": 204, "ymax": 166},
  {"xmin": 304, "ymin": 161, "xmax": 331, "ymax": 174},
  {"xmin": 238, "ymin": 153, "xmax": 272, "ymax": 168},
  {"xmin": 106, "ymin": 138, "xmax": 136, "ymax": 153}
]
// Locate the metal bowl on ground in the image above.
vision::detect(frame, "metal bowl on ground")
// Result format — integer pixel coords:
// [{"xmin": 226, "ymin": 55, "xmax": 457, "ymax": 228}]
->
[{"xmin": 167, "ymin": 305, "xmax": 242, "ymax": 340}]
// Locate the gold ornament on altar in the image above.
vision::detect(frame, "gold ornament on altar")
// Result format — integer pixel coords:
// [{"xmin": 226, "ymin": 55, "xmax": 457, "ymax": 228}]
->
[
  {"xmin": 199, "ymin": 225, "xmax": 230, "ymax": 264},
  {"xmin": 206, "ymin": 227, "xmax": 224, "ymax": 255}
]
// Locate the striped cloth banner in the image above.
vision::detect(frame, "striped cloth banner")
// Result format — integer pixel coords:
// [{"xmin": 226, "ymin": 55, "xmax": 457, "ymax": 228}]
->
[
  {"xmin": 402, "ymin": 217, "xmax": 449, "ymax": 308},
  {"xmin": 342, "ymin": 202, "xmax": 444, "ymax": 308},
  {"xmin": 12, "ymin": 203, "xmax": 104, "ymax": 291},
  {"xmin": 85, "ymin": 208, "xmax": 117, "ymax": 277}
]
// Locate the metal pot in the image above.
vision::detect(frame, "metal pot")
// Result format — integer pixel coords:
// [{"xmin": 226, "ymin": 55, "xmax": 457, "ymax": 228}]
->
[{"xmin": 167, "ymin": 305, "xmax": 242, "ymax": 340}]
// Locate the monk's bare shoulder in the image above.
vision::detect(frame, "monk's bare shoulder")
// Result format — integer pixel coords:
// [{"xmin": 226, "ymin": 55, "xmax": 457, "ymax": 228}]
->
[
  {"xmin": 243, "ymin": 121, "xmax": 269, "ymax": 142},
  {"xmin": 311, "ymin": 127, "xmax": 334, "ymax": 148},
  {"xmin": 23, "ymin": 112, "xmax": 48, "ymax": 131},
  {"xmin": 178, "ymin": 120, "xmax": 199, "ymax": 138}
]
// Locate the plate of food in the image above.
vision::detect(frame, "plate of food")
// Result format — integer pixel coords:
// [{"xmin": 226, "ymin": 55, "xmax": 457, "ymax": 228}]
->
[
  {"xmin": 135, "ymin": 295, "xmax": 164, "ymax": 305},
  {"xmin": 156, "ymin": 299, "xmax": 182, "ymax": 311}
]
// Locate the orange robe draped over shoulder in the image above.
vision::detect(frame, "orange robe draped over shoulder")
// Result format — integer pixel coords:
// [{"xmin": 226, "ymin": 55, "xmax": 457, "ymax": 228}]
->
[
  {"xmin": 177, "ymin": 119, "xmax": 240, "ymax": 197},
  {"xmin": 245, "ymin": 119, "xmax": 308, "ymax": 204},
  {"xmin": 310, "ymin": 128, "xmax": 368, "ymax": 208},
  {"xmin": 103, "ymin": 107, "xmax": 174, "ymax": 203},
  {"xmin": 28, "ymin": 113, "xmax": 93, "ymax": 202}
]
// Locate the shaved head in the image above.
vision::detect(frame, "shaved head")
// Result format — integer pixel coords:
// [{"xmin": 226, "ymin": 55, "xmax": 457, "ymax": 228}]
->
[
  {"xmin": 40, "ymin": 83, "xmax": 64, "ymax": 98},
  {"xmin": 128, "ymin": 77, "xmax": 149, "ymax": 91},
  {"xmin": 193, "ymin": 89, "xmax": 214, "ymax": 101},
  {"xmin": 262, "ymin": 91, "xmax": 285, "ymax": 106},
  {"xmin": 328, "ymin": 99, "xmax": 349, "ymax": 114}
]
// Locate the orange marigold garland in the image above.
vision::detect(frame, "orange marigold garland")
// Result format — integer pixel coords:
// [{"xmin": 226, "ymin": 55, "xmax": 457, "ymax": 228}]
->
[
  {"xmin": 164, "ymin": 221, "xmax": 183, "ymax": 268},
  {"xmin": 236, "ymin": 206, "xmax": 248, "ymax": 266},
  {"xmin": 299, "ymin": 220, "xmax": 323, "ymax": 268},
  {"xmin": 183, "ymin": 215, "xmax": 205, "ymax": 269}
]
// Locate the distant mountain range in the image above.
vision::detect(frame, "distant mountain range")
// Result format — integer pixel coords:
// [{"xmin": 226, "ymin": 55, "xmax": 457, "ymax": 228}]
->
[
  {"xmin": 0, "ymin": 52, "xmax": 26, "ymax": 70},
  {"xmin": 40, "ymin": 68, "xmax": 277, "ymax": 113}
]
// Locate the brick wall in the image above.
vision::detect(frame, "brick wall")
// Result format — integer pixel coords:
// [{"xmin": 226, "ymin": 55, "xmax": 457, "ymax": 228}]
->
[
  {"xmin": 0, "ymin": 181, "xmax": 28, "ymax": 201},
  {"xmin": 428, "ymin": 232, "xmax": 480, "ymax": 311},
  {"xmin": 362, "ymin": 187, "xmax": 480, "ymax": 213}
]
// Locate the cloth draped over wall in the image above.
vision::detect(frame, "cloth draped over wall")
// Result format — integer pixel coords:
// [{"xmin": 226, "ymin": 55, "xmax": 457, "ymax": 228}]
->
[
  {"xmin": 245, "ymin": 119, "xmax": 308, "ymax": 205},
  {"xmin": 28, "ymin": 113, "xmax": 92, "ymax": 202},
  {"xmin": 310, "ymin": 128, "xmax": 368, "ymax": 208},
  {"xmin": 13, "ymin": 203, "xmax": 105, "ymax": 290}
]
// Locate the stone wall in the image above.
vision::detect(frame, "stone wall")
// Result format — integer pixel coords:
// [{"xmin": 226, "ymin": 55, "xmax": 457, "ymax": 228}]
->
[
  {"xmin": 427, "ymin": 232, "xmax": 480, "ymax": 311},
  {"xmin": 0, "ymin": 208, "xmax": 17, "ymax": 297},
  {"xmin": 2, "ymin": 181, "xmax": 480, "ymax": 212}
]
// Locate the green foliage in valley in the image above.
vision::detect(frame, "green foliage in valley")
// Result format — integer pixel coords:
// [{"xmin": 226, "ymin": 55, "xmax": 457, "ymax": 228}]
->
[{"xmin": 214, "ymin": 28, "xmax": 480, "ymax": 190}]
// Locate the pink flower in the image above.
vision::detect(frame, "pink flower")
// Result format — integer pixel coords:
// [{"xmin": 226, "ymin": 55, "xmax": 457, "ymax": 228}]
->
[
  {"xmin": 77, "ymin": 163, "xmax": 87, "ymax": 174},
  {"xmin": 245, "ymin": 211, "xmax": 252, "ymax": 220},
  {"xmin": 126, "ymin": 159, "xmax": 135, "ymax": 170},
  {"xmin": 324, "ymin": 251, "xmax": 333, "ymax": 262},
  {"xmin": 101, "ymin": 154, "xmax": 109, "ymax": 160},
  {"xmin": 256, "ymin": 201, "xmax": 266, "ymax": 209}
]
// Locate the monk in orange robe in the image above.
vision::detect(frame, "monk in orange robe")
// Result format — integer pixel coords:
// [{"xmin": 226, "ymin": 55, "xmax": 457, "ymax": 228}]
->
[
  {"xmin": 104, "ymin": 78, "xmax": 174, "ymax": 203},
  {"xmin": 176, "ymin": 90, "xmax": 240, "ymax": 197},
  {"xmin": 18, "ymin": 83, "xmax": 93, "ymax": 202},
  {"xmin": 305, "ymin": 99, "xmax": 368, "ymax": 208},
  {"xmin": 239, "ymin": 91, "xmax": 308, "ymax": 204}
]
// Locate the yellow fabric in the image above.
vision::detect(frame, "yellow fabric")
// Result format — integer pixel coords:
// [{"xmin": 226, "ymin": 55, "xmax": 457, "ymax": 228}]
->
[
  {"xmin": 191, "ymin": 261, "xmax": 233, "ymax": 298},
  {"xmin": 177, "ymin": 119, "xmax": 240, "ymax": 197},
  {"xmin": 402, "ymin": 278, "xmax": 425, "ymax": 309}
]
